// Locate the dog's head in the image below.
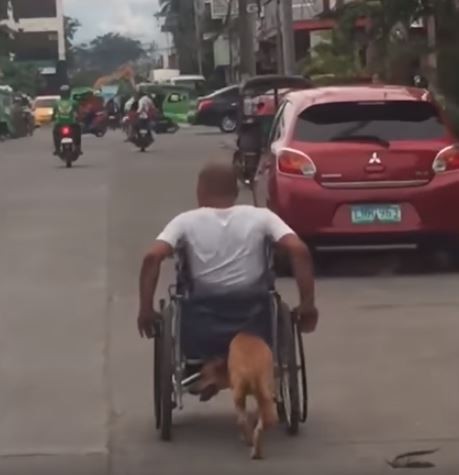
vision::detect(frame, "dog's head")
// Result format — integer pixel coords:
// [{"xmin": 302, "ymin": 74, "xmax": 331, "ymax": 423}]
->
[{"xmin": 194, "ymin": 358, "xmax": 229, "ymax": 395}]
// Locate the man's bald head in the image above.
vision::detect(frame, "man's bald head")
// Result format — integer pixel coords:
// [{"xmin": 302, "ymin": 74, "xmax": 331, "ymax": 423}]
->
[{"xmin": 197, "ymin": 162, "xmax": 239, "ymax": 207}]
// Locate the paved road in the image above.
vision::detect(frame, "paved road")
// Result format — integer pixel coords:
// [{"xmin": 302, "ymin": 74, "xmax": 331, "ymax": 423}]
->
[{"xmin": 1, "ymin": 128, "xmax": 458, "ymax": 475}]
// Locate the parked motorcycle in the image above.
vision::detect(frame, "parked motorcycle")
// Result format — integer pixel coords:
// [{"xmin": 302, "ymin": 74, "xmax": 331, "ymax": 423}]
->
[{"xmin": 56, "ymin": 125, "xmax": 81, "ymax": 168}]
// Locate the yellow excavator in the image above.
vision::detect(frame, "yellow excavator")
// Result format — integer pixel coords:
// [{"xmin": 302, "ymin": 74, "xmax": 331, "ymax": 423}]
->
[{"xmin": 93, "ymin": 64, "xmax": 136, "ymax": 90}]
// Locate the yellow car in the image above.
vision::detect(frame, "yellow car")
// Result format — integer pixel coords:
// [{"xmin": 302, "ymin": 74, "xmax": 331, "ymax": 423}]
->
[{"xmin": 33, "ymin": 95, "xmax": 60, "ymax": 126}]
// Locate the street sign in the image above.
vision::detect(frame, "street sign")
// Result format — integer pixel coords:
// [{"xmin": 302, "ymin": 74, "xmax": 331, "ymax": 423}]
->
[{"xmin": 209, "ymin": 0, "xmax": 238, "ymax": 20}]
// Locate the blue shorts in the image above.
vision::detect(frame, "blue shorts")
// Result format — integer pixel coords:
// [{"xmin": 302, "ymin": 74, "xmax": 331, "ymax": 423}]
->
[{"xmin": 180, "ymin": 290, "xmax": 273, "ymax": 360}]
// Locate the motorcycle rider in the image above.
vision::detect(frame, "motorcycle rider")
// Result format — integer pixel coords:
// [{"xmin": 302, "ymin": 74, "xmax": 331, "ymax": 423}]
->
[
  {"xmin": 52, "ymin": 85, "xmax": 82, "ymax": 155},
  {"xmin": 129, "ymin": 91, "xmax": 157, "ymax": 142},
  {"xmin": 123, "ymin": 95, "xmax": 136, "ymax": 141}
]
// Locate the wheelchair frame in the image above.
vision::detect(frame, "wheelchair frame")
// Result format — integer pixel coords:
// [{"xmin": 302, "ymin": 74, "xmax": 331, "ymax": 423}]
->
[{"xmin": 153, "ymin": 243, "xmax": 308, "ymax": 441}]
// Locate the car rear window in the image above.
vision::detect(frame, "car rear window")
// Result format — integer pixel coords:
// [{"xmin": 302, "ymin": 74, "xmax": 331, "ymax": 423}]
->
[
  {"xmin": 294, "ymin": 101, "xmax": 446, "ymax": 142},
  {"xmin": 208, "ymin": 86, "xmax": 239, "ymax": 98},
  {"xmin": 35, "ymin": 98, "xmax": 57, "ymax": 108}
]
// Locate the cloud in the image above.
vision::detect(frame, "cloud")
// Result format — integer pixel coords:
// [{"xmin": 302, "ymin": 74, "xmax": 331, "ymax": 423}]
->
[{"xmin": 64, "ymin": 0, "xmax": 165, "ymax": 44}]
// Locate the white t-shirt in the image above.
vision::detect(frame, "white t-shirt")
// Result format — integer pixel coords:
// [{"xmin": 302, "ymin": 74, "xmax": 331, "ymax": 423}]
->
[
  {"xmin": 137, "ymin": 96, "xmax": 154, "ymax": 115},
  {"xmin": 156, "ymin": 205, "xmax": 295, "ymax": 292},
  {"xmin": 124, "ymin": 97, "xmax": 134, "ymax": 113}
]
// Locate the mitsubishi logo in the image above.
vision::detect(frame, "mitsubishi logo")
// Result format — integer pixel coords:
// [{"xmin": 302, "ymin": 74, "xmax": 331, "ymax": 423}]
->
[{"xmin": 368, "ymin": 152, "xmax": 382, "ymax": 165}]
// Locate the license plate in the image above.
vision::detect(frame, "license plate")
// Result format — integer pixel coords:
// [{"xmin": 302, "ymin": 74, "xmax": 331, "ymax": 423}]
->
[
  {"xmin": 61, "ymin": 138, "xmax": 73, "ymax": 144},
  {"xmin": 351, "ymin": 204, "xmax": 402, "ymax": 224},
  {"xmin": 140, "ymin": 130, "xmax": 148, "ymax": 135}
]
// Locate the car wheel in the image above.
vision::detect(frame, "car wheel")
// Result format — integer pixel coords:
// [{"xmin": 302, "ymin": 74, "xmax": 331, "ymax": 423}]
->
[{"xmin": 219, "ymin": 114, "xmax": 237, "ymax": 133}]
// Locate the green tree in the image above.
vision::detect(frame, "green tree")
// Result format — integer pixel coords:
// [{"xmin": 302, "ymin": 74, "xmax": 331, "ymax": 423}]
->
[
  {"xmin": 330, "ymin": 0, "xmax": 431, "ymax": 78},
  {"xmin": 433, "ymin": 0, "xmax": 459, "ymax": 103},
  {"xmin": 86, "ymin": 33, "xmax": 145, "ymax": 72},
  {"xmin": 0, "ymin": 58, "xmax": 44, "ymax": 95},
  {"xmin": 64, "ymin": 16, "xmax": 81, "ymax": 69}
]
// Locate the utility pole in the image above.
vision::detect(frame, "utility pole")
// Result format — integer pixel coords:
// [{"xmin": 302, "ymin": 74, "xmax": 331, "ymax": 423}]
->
[
  {"xmin": 193, "ymin": 0, "xmax": 204, "ymax": 75},
  {"xmin": 425, "ymin": 13, "xmax": 437, "ymax": 76},
  {"xmin": 279, "ymin": 0, "xmax": 295, "ymax": 75},
  {"xmin": 275, "ymin": 0, "xmax": 284, "ymax": 73},
  {"xmin": 238, "ymin": 0, "xmax": 256, "ymax": 79}
]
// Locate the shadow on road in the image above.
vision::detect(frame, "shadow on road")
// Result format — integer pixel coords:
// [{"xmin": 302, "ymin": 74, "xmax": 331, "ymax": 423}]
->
[
  {"xmin": 314, "ymin": 250, "xmax": 457, "ymax": 278},
  {"xmin": 53, "ymin": 163, "xmax": 94, "ymax": 170}
]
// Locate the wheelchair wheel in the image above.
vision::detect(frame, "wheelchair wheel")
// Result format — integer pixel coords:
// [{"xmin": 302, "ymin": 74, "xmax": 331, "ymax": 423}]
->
[
  {"xmin": 295, "ymin": 323, "xmax": 309, "ymax": 423},
  {"xmin": 277, "ymin": 311, "xmax": 301, "ymax": 435},
  {"xmin": 153, "ymin": 322, "xmax": 161, "ymax": 430},
  {"xmin": 158, "ymin": 300, "xmax": 174, "ymax": 441}
]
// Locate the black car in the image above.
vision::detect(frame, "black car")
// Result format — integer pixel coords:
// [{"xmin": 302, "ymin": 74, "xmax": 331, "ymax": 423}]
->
[{"xmin": 193, "ymin": 85, "xmax": 239, "ymax": 133}]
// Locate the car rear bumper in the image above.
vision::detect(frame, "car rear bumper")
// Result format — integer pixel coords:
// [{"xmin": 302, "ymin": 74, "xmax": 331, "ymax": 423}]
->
[
  {"xmin": 270, "ymin": 172, "xmax": 459, "ymax": 247},
  {"xmin": 35, "ymin": 116, "xmax": 52, "ymax": 126}
]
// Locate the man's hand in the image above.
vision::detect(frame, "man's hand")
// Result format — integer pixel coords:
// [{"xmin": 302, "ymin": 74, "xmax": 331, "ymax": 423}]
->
[
  {"xmin": 138, "ymin": 240, "xmax": 174, "ymax": 339},
  {"xmin": 293, "ymin": 301, "xmax": 319, "ymax": 334},
  {"xmin": 137, "ymin": 308, "xmax": 161, "ymax": 339},
  {"xmin": 277, "ymin": 234, "xmax": 317, "ymax": 333}
]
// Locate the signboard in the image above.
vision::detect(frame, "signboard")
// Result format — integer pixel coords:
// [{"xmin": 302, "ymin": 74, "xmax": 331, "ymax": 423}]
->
[
  {"xmin": 213, "ymin": 34, "xmax": 230, "ymax": 66},
  {"xmin": 38, "ymin": 66, "xmax": 57, "ymax": 75},
  {"xmin": 209, "ymin": 0, "xmax": 238, "ymax": 19}
]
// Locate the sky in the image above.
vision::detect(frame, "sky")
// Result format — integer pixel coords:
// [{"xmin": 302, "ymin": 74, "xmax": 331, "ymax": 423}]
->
[{"xmin": 63, "ymin": 0, "xmax": 167, "ymax": 46}]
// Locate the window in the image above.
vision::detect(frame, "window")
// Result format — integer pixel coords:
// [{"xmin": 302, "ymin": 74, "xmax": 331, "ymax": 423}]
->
[
  {"xmin": 34, "ymin": 98, "xmax": 58, "ymax": 108},
  {"xmin": 14, "ymin": 0, "xmax": 56, "ymax": 18},
  {"xmin": 212, "ymin": 86, "xmax": 239, "ymax": 99},
  {"xmin": 294, "ymin": 101, "xmax": 446, "ymax": 142},
  {"xmin": 168, "ymin": 93, "xmax": 182, "ymax": 103}
]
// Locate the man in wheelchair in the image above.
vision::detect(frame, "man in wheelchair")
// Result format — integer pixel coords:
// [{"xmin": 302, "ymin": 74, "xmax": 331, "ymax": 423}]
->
[{"xmin": 137, "ymin": 162, "xmax": 317, "ymax": 394}]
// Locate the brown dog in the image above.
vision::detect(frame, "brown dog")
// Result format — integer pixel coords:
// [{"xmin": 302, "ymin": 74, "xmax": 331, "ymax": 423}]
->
[{"xmin": 196, "ymin": 333, "xmax": 277, "ymax": 459}]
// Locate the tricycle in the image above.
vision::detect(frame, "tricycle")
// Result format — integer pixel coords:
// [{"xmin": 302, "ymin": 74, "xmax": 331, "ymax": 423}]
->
[
  {"xmin": 233, "ymin": 75, "xmax": 312, "ymax": 186},
  {"xmin": 72, "ymin": 87, "xmax": 108, "ymax": 137}
]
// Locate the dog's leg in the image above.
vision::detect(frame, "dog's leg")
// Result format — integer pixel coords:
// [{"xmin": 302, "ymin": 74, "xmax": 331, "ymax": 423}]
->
[
  {"xmin": 233, "ymin": 390, "xmax": 253, "ymax": 447},
  {"xmin": 251, "ymin": 382, "xmax": 277, "ymax": 460},
  {"xmin": 251, "ymin": 416, "xmax": 264, "ymax": 460}
]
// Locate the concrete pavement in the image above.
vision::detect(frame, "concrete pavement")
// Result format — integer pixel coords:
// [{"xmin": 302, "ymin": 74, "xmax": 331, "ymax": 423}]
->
[{"xmin": 1, "ymin": 128, "xmax": 458, "ymax": 474}]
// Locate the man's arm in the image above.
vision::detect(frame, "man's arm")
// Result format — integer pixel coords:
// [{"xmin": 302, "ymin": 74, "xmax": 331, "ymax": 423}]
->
[
  {"xmin": 277, "ymin": 234, "xmax": 314, "ymax": 306},
  {"xmin": 138, "ymin": 240, "xmax": 173, "ymax": 338},
  {"xmin": 263, "ymin": 209, "xmax": 318, "ymax": 332},
  {"xmin": 137, "ymin": 213, "xmax": 186, "ymax": 338}
]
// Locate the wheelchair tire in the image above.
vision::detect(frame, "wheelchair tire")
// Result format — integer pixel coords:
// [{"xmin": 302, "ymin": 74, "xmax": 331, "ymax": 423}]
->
[
  {"xmin": 153, "ymin": 323, "xmax": 161, "ymax": 430},
  {"xmin": 159, "ymin": 302, "xmax": 173, "ymax": 441},
  {"xmin": 277, "ymin": 311, "xmax": 301, "ymax": 435},
  {"xmin": 295, "ymin": 323, "xmax": 309, "ymax": 423}
]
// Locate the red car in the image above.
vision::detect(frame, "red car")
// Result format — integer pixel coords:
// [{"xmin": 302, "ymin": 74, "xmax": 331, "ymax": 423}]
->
[{"xmin": 253, "ymin": 85, "xmax": 459, "ymax": 259}]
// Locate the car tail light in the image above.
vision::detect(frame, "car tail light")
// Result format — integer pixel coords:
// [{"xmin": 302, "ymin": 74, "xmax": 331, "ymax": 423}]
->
[
  {"xmin": 61, "ymin": 126, "xmax": 70, "ymax": 136},
  {"xmin": 432, "ymin": 144, "xmax": 459, "ymax": 173},
  {"xmin": 198, "ymin": 99, "xmax": 213, "ymax": 112},
  {"xmin": 277, "ymin": 148, "xmax": 316, "ymax": 177}
]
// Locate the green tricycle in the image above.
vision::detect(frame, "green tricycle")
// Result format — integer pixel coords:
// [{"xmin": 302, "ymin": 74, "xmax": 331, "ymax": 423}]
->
[
  {"xmin": 137, "ymin": 83, "xmax": 197, "ymax": 125},
  {"xmin": 1, "ymin": 86, "xmax": 30, "ymax": 138}
]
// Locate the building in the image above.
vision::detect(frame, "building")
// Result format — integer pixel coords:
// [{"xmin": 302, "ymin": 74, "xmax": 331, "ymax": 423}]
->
[
  {"xmin": 0, "ymin": 0, "xmax": 17, "ymax": 58},
  {"xmin": 258, "ymin": 0, "xmax": 357, "ymax": 73},
  {"xmin": 11, "ymin": 0, "xmax": 66, "ymax": 93}
]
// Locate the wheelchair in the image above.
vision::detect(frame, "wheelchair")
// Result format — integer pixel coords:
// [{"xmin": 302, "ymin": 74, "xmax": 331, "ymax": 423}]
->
[{"xmin": 153, "ymin": 243, "xmax": 308, "ymax": 441}]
